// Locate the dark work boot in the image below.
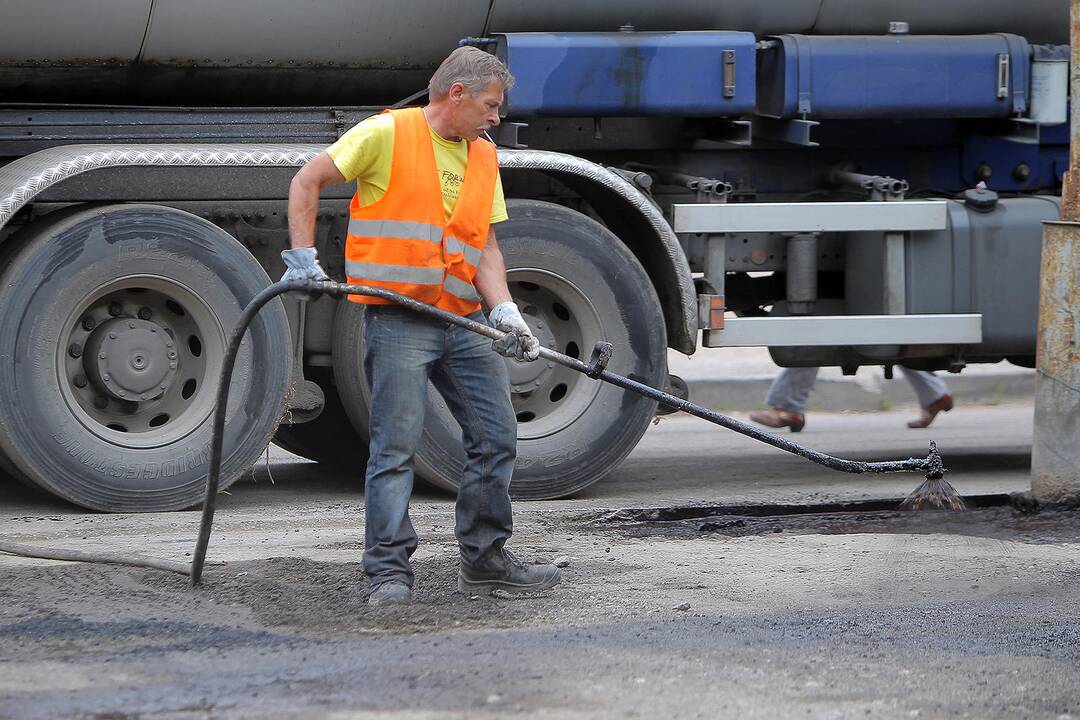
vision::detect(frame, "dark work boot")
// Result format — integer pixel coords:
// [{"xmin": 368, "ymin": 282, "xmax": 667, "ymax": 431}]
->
[
  {"xmin": 368, "ymin": 580, "xmax": 412, "ymax": 607},
  {"xmin": 459, "ymin": 548, "xmax": 561, "ymax": 595}
]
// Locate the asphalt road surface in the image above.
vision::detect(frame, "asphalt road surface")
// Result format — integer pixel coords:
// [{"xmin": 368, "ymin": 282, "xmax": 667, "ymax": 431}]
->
[{"xmin": 1, "ymin": 401, "xmax": 1078, "ymax": 719}]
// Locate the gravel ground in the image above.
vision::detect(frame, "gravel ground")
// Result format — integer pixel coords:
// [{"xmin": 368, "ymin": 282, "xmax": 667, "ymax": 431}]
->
[
  {"xmin": 1, "ymin": 502, "xmax": 1078, "ymax": 720},
  {"xmin": 1, "ymin": 404, "xmax": 1078, "ymax": 719}
]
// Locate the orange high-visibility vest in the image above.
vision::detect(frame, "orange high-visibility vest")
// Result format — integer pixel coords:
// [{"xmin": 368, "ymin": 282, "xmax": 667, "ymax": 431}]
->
[{"xmin": 343, "ymin": 107, "xmax": 498, "ymax": 315}]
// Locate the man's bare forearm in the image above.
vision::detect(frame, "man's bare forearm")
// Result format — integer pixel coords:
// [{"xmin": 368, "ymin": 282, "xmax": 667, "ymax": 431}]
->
[
  {"xmin": 474, "ymin": 228, "xmax": 513, "ymax": 307},
  {"xmin": 287, "ymin": 152, "xmax": 348, "ymax": 250},
  {"xmin": 287, "ymin": 174, "xmax": 321, "ymax": 249}
]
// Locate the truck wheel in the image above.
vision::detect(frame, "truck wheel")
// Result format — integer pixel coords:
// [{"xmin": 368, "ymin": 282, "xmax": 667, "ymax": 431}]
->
[
  {"xmin": 272, "ymin": 367, "xmax": 370, "ymax": 473},
  {"xmin": 0, "ymin": 230, "xmax": 40, "ymax": 491},
  {"xmin": 0, "ymin": 204, "xmax": 292, "ymax": 512},
  {"xmin": 332, "ymin": 199, "xmax": 667, "ymax": 499}
]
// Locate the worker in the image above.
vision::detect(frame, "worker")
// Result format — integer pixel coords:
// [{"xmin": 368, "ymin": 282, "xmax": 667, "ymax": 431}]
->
[
  {"xmin": 749, "ymin": 366, "xmax": 954, "ymax": 432},
  {"xmin": 281, "ymin": 47, "xmax": 560, "ymax": 606}
]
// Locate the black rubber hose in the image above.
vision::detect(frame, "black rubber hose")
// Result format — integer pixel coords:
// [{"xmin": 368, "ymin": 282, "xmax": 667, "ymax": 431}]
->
[
  {"xmin": 190, "ymin": 279, "xmax": 945, "ymax": 585},
  {"xmin": 0, "ymin": 541, "xmax": 190, "ymax": 575}
]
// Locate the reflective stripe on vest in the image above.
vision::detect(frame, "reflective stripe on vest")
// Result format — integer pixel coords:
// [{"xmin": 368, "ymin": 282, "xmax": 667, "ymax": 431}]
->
[
  {"xmin": 445, "ymin": 236, "xmax": 483, "ymax": 266},
  {"xmin": 345, "ymin": 260, "xmax": 443, "ymax": 285},
  {"xmin": 443, "ymin": 274, "xmax": 481, "ymax": 302},
  {"xmin": 347, "ymin": 221, "xmax": 483, "ymax": 267},
  {"xmin": 347, "ymin": 219, "xmax": 443, "ymax": 243},
  {"xmin": 344, "ymin": 261, "xmax": 481, "ymax": 303}
]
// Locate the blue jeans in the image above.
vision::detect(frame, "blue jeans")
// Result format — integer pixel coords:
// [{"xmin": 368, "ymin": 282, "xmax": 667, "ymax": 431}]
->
[{"xmin": 361, "ymin": 305, "xmax": 517, "ymax": 588}]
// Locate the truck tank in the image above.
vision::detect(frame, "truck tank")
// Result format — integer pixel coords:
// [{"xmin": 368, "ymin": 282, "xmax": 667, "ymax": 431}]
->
[
  {"xmin": 0, "ymin": 0, "xmax": 1067, "ymax": 106},
  {"xmin": 0, "ymin": 2, "xmax": 1067, "ymax": 512}
]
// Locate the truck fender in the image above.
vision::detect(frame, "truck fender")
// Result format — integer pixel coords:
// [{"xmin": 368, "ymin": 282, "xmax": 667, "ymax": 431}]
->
[
  {"xmin": 499, "ymin": 148, "xmax": 697, "ymax": 354},
  {"xmin": 0, "ymin": 143, "xmax": 322, "ymax": 231}
]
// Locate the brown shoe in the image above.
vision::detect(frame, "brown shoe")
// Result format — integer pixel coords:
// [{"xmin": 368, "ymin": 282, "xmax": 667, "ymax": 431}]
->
[
  {"xmin": 749, "ymin": 407, "xmax": 806, "ymax": 432},
  {"xmin": 907, "ymin": 393, "xmax": 954, "ymax": 429}
]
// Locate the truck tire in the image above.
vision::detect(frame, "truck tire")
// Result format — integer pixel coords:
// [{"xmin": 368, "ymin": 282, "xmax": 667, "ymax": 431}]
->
[
  {"xmin": 0, "ymin": 229, "xmax": 41, "ymax": 491},
  {"xmin": 332, "ymin": 199, "xmax": 667, "ymax": 499},
  {"xmin": 272, "ymin": 367, "xmax": 370, "ymax": 473},
  {"xmin": 0, "ymin": 204, "xmax": 292, "ymax": 512}
]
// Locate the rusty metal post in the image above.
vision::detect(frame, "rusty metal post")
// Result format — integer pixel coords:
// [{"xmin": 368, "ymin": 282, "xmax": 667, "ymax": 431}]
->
[
  {"xmin": 1032, "ymin": 223, "xmax": 1080, "ymax": 505},
  {"xmin": 1031, "ymin": 0, "xmax": 1080, "ymax": 506},
  {"xmin": 1061, "ymin": 0, "xmax": 1080, "ymax": 219}
]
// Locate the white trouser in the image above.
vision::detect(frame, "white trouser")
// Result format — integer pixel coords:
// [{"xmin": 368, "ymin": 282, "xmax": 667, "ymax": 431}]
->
[{"xmin": 765, "ymin": 366, "xmax": 949, "ymax": 414}]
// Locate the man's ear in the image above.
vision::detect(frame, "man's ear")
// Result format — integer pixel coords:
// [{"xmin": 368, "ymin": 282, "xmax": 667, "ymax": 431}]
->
[{"xmin": 448, "ymin": 82, "xmax": 466, "ymax": 105}]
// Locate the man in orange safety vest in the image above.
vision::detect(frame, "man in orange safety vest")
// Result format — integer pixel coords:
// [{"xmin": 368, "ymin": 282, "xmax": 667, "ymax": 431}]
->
[{"xmin": 282, "ymin": 47, "xmax": 560, "ymax": 606}]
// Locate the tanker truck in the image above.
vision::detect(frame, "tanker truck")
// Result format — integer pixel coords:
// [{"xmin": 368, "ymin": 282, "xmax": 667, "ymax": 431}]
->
[{"xmin": 0, "ymin": 1, "xmax": 1068, "ymax": 512}]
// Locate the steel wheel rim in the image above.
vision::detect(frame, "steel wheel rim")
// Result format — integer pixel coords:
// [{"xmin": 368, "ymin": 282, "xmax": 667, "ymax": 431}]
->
[
  {"xmin": 56, "ymin": 275, "xmax": 226, "ymax": 449},
  {"xmin": 505, "ymin": 268, "xmax": 603, "ymax": 440}
]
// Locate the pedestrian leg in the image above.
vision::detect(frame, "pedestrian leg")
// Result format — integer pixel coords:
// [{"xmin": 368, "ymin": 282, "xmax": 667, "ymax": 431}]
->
[
  {"xmin": 765, "ymin": 367, "xmax": 820, "ymax": 414},
  {"xmin": 898, "ymin": 367, "xmax": 949, "ymax": 407},
  {"xmin": 899, "ymin": 366, "xmax": 953, "ymax": 429},
  {"xmin": 750, "ymin": 367, "xmax": 819, "ymax": 431}
]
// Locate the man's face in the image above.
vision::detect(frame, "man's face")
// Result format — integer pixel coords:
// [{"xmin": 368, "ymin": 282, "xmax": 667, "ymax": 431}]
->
[{"xmin": 450, "ymin": 80, "xmax": 504, "ymax": 141}]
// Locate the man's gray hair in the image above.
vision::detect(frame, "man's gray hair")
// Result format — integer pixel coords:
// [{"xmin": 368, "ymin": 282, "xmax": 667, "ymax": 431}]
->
[{"xmin": 429, "ymin": 46, "xmax": 515, "ymax": 99}]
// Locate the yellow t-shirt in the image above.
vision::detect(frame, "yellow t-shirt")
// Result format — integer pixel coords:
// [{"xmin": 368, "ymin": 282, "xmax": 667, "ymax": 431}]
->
[{"xmin": 327, "ymin": 112, "xmax": 508, "ymax": 225}]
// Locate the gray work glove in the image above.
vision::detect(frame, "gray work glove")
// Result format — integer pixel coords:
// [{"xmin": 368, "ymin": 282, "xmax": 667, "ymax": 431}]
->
[
  {"xmin": 280, "ymin": 247, "xmax": 330, "ymax": 283},
  {"xmin": 489, "ymin": 301, "xmax": 541, "ymax": 362}
]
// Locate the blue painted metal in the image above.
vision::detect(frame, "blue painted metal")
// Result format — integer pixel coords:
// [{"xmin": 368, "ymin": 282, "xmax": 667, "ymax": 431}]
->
[
  {"xmin": 494, "ymin": 32, "xmax": 756, "ymax": 117},
  {"xmin": 756, "ymin": 34, "xmax": 1031, "ymax": 119},
  {"xmin": 962, "ymin": 133, "xmax": 1068, "ymax": 191}
]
